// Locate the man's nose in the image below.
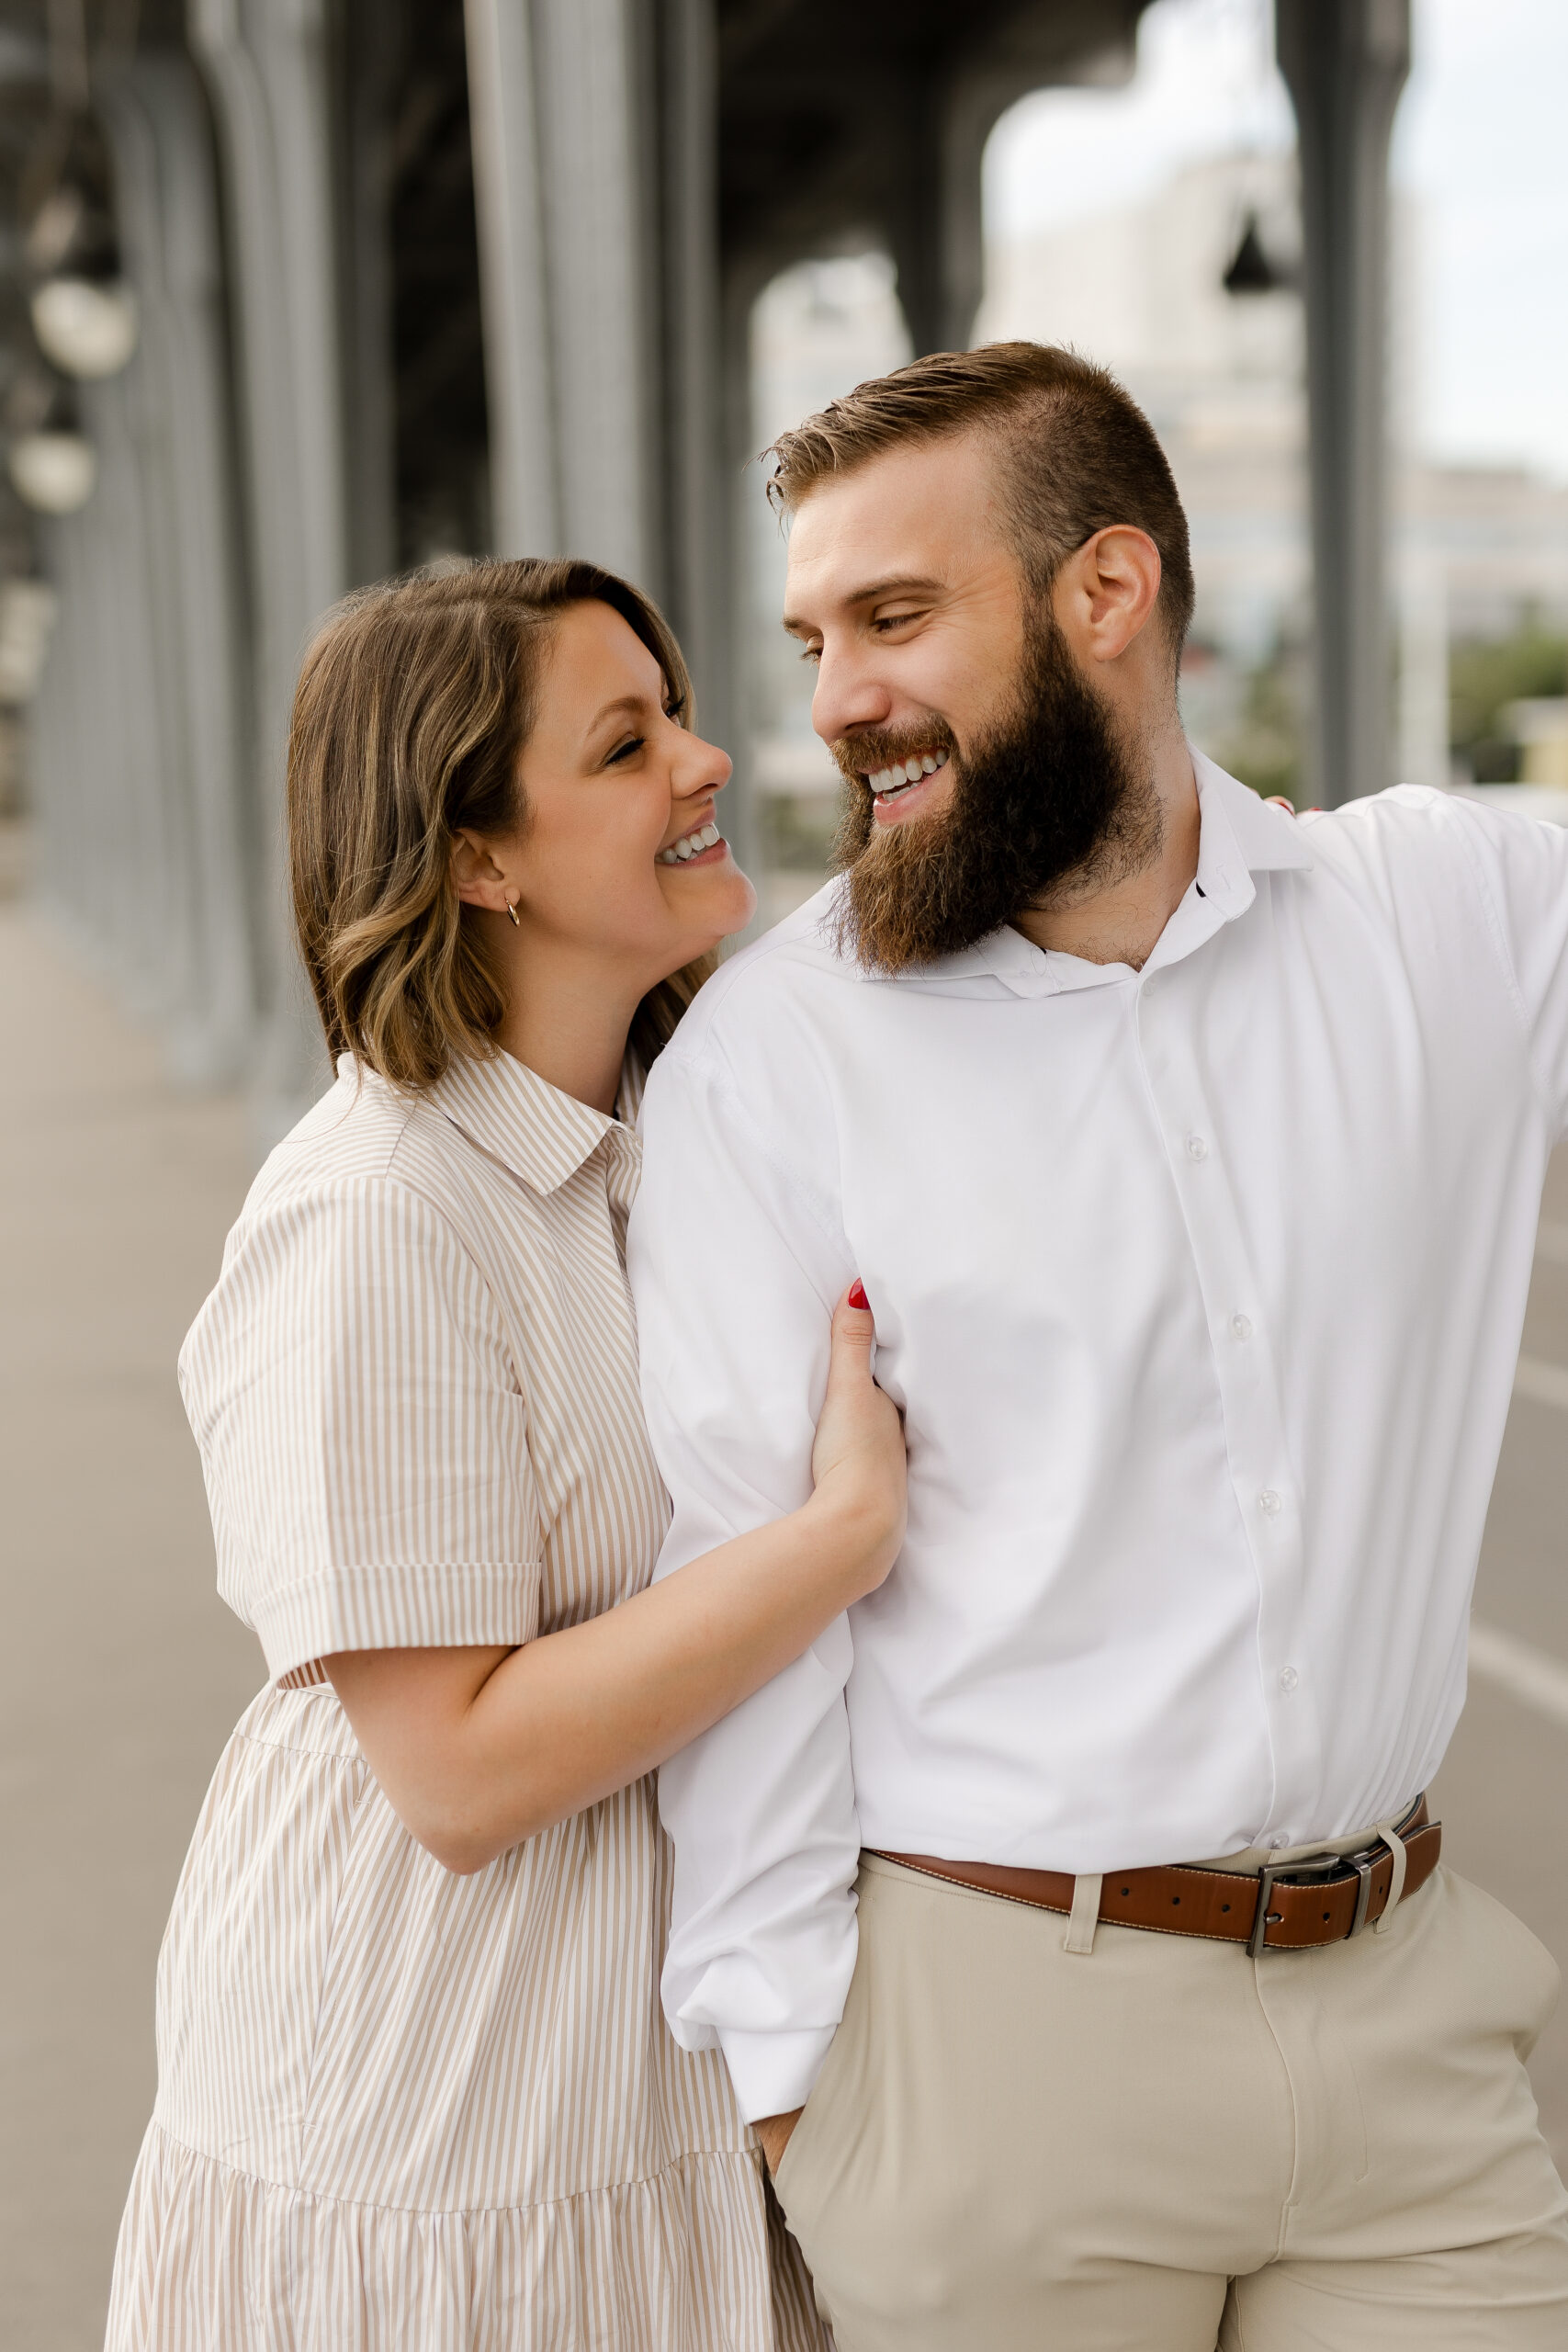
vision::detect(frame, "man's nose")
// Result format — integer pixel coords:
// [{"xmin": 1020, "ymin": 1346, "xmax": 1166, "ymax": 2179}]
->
[{"xmin": 811, "ymin": 643, "xmax": 893, "ymax": 746}]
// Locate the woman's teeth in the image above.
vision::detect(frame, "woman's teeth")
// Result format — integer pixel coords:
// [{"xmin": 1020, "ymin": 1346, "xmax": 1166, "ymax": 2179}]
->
[
  {"xmin": 658, "ymin": 819, "xmax": 723, "ymax": 866},
  {"xmin": 868, "ymin": 751, "xmax": 946, "ymax": 804}
]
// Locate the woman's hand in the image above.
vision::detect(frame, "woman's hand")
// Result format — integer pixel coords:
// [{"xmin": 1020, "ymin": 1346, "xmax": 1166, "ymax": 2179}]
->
[
  {"xmin": 327, "ymin": 1279, "xmax": 907, "ymax": 1875},
  {"xmin": 806, "ymin": 1280, "xmax": 908, "ymax": 1602}
]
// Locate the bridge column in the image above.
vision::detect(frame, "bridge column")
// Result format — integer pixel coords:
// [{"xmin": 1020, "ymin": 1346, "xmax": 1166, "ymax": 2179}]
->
[{"xmin": 1277, "ymin": 0, "xmax": 1411, "ymax": 806}]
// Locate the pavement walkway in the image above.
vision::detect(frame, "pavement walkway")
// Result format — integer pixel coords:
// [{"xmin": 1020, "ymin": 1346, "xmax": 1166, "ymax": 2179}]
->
[
  {"xmin": 2, "ymin": 871, "xmax": 1566, "ymax": 2348},
  {"xmin": 0, "ymin": 888, "xmax": 265, "ymax": 2350}
]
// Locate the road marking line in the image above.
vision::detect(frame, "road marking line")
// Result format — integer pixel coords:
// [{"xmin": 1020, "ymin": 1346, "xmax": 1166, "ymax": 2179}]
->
[
  {"xmin": 1515, "ymin": 1355, "xmax": 1568, "ymax": 1411},
  {"xmin": 1537, "ymin": 1220, "xmax": 1568, "ymax": 1268},
  {"xmin": 1469, "ymin": 1619, "xmax": 1568, "ymax": 1731}
]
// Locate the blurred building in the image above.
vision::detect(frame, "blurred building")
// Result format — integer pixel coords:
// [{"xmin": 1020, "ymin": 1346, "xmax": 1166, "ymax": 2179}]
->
[
  {"xmin": 980, "ymin": 147, "xmax": 1568, "ymax": 798},
  {"xmin": 0, "ymin": 0, "xmax": 1414, "ymax": 1128}
]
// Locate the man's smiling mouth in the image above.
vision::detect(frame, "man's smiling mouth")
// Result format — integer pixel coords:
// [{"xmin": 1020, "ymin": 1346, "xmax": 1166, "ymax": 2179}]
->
[{"xmin": 863, "ymin": 750, "xmax": 949, "ymax": 806}]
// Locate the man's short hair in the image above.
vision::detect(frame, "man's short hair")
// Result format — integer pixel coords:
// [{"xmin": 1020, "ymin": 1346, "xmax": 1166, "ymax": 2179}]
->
[{"xmin": 764, "ymin": 341, "xmax": 1196, "ymax": 666}]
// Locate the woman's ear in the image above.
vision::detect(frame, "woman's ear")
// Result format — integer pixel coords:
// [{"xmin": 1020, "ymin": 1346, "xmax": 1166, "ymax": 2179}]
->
[{"xmin": 450, "ymin": 828, "xmax": 513, "ymax": 914}]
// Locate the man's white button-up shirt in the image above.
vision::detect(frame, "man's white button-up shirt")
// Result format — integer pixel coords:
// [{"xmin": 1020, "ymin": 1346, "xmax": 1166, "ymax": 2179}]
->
[{"xmin": 628, "ymin": 756, "xmax": 1568, "ymax": 2123}]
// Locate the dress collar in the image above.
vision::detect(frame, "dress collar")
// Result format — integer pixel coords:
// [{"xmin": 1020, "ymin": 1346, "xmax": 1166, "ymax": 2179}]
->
[{"xmin": 424, "ymin": 1049, "xmax": 635, "ymax": 1195}]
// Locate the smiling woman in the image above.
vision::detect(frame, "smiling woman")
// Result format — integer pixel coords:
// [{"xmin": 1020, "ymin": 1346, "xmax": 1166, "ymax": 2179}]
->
[
  {"xmin": 290, "ymin": 559, "xmax": 754, "ymax": 1105},
  {"xmin": 104, "ymin": 555, "xmax": 906, "ymax": 2352}
]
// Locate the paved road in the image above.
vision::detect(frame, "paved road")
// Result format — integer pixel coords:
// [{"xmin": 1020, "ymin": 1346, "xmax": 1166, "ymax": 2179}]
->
[
  {"xmin": 1434, "ymin": 1144, "xmax": 1568, "ymax": 2162},
  {"xmin": 2, "ymin": 888, "xmax": 1565, "ymax": 2348}
]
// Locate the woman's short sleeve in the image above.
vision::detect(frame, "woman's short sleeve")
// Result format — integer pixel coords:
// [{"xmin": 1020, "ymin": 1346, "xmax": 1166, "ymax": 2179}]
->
[{"xmin": 179, "ymin": 1177, "xmax": 541, "ymax": 1685}]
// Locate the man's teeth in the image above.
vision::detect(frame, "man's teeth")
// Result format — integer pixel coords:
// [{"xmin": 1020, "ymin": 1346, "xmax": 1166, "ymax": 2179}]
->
[
  {"xmin": 868, "ymin": 751, "xmax": 946, "ymax": 801},
  {"xmin": 658, "ymin": 819, "xmax": 723, "ymax": 865}
]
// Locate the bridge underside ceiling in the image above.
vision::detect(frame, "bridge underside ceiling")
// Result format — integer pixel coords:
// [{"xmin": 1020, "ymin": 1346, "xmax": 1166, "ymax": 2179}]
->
[{"xmin": 717, "ymin": 0, "xmax": 1150, "ymax": 342}]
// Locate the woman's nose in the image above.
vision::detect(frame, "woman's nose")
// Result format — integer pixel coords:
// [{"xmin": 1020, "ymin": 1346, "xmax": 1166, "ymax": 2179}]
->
[{"xmin": 676, "ymin": 730, "xmax": 733, "ymax": 797}]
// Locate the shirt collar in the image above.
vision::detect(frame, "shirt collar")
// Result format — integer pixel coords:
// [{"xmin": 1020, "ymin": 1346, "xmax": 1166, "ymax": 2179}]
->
[
  {"xmin": 425, "ymin": 1048, "xmax": 631, "ymax": 1194},
  {"xmin": 948, "ymin": 751, "xmax": 1313, "ymax": 999},
  {"xmin": 1190, "ymin": 746, "xmax": 1314, "ymax": 893}
]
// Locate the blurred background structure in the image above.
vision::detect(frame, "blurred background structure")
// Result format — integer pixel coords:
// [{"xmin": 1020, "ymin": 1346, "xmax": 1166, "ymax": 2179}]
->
[
  {"xmin": 10, "ymin": 0, "xmax": 1558, "ymax": 1099},
  {"xmin": 1, "ymin": 0, "xmax": 1564, "ymax": 1066},
  {"xmin": 2, "ymin": 2, "xmax": 1567, "ymax": 2345}
]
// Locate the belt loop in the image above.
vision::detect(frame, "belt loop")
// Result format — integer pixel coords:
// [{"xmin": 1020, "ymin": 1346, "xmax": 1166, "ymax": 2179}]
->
[
  {"xmin": 1373, "ymin": 1819, "xmax": 1409, "ymax": 1933},
  {"xmin": 1064, "ymin": 1872, "xmax": 1103, "ymax": 1955}
]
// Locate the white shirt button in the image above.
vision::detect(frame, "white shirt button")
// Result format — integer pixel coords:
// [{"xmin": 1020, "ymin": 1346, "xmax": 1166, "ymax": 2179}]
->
[
  {"xmin": 1230, "ymin": 1313, "xmax": 1253, "ymax": 1340},
  {"xmin": 1279, "ymin": 1666, "xmax": 1300, "ymax": 1692},
  {"xmin": 1258, "ymin": 1488, "xmax": 1283, "ymax": 1517},
  {"xmin": 1186, "ymin": 1135, "xmax": 1209, "ymax": 1161}
]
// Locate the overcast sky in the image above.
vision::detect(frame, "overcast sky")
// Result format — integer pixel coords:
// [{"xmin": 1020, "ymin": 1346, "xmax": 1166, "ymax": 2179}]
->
[{"xmin": 984, "ymin": 0, "xmax": 1568, "ymax": 483}]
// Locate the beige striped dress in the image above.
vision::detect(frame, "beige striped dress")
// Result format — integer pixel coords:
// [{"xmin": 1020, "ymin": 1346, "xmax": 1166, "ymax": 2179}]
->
[{"xmin": 107, "ymin": 1048, "xmax": 826, "ymax": 2352}]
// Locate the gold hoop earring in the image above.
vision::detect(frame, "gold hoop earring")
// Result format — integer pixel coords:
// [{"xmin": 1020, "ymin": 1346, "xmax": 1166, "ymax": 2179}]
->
[{"xmin": 504, "ymin": 897, "xmax": 520, "ymax": 928}]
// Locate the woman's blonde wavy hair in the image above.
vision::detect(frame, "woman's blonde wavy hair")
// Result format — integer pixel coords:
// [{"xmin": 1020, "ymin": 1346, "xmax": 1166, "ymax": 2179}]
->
[{"xmin": 288, "ymin": 556, "xmax": 716, "ymax": 1091}]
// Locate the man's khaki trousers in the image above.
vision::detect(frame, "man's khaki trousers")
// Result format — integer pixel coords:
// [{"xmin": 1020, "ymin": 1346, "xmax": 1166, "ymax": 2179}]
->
[{"xmin": 772, "ymin": 1853, "xmax": 1568, "ymax": 2348}]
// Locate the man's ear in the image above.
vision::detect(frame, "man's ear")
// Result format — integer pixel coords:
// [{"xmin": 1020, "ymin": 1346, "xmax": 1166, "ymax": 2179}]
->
[
  {"xmin": 1055, "ymin": 526, "xmax": 1163, "ymax": 665},
  {"xmin": 450, "ymin": 827, "xmax": 513, "ymax": 914}
]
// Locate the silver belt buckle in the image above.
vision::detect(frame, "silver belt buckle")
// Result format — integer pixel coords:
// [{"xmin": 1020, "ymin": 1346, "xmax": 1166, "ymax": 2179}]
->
[{"xmin": 1247, "ymin": 1844, "xmax": 1378, "ymax": 1958}]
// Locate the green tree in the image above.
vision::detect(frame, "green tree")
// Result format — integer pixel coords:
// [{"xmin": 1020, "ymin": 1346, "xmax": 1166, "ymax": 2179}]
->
[{"xmin": 1449, "ymin": 622, "xmax": 1568, "ymax": 781}]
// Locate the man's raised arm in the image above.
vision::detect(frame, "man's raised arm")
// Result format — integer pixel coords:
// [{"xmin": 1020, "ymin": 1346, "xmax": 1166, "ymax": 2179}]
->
[{"xmin": 628, "ymin": 1022, "xmax": 862, "ymax": 2123}]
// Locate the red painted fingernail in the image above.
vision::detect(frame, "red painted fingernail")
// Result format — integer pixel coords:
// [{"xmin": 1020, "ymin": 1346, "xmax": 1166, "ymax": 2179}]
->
[{"xmin": 848, "ymin": 1280, "xmax": 869, "ymax": 1310}]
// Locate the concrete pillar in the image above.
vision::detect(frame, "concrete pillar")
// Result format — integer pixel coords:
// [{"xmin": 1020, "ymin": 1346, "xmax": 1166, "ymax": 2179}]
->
[
  {"xmin": 464, "ymin": 0, "xmax": 655, "ymax": 582},
  {"xmin": 28, "ymin": 52, "xmax": 254, "ymax": 1085},
  {"xmin": 649, "ymin": 0, "xmax": 729, "ymax": 758},
  {"xmin": 187, "ymin": 0, "xmax": 349, "ymax": 1128},
  {"xmin": 463, "ymin": 0, "xmax": 732, "ymax": 765},
  {"xmin": 102, "ymin": 57, "xmax": 255, "ymax": 1080},
  {"xmin": 332, "ymin": 0, "xmax": 400, "ymax": 587},
  {"xmin": 1277, "ymin": 0, "xmax": 1410, "ymax": 806},
  {"xmin": 886, "ymin": 69, "xmax": 1001, "ymax": 357},
  {"xmin": 461, "ymin": 0, "xmax": 560, "ymax": 557}
]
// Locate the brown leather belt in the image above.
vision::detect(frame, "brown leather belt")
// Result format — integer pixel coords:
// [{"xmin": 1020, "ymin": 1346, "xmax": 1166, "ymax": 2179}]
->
[{"xmin": 870, "ymin": 1797, "xmax": 1438, "ymax": 1957}]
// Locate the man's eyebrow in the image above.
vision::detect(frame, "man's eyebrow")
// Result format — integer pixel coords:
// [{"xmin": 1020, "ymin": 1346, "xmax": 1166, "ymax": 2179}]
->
[{"xmin": 782, "ymin": 573, "xmax": 943, "ymax": 636}]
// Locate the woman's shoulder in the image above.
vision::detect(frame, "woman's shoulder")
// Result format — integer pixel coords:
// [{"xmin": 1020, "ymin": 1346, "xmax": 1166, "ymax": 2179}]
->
[
  {"xmin": 194, "ymin": 1065, "xmax": 505, "ymax": 1340},
  {"xmin": 182, "ymin": 1069, "xmax": 513, "ymax": 1412},
  {"xmin": 243, "ymin": 1059, "xmax": 474, "ymax": 1227}
]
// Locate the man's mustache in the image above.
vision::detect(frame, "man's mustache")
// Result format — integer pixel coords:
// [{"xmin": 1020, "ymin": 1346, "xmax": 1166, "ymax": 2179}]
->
[{"xmin": 829, "ymin": 718, "xmax": 958, "ymax": 789}]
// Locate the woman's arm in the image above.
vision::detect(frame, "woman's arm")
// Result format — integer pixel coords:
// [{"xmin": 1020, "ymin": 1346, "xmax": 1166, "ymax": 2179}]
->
[{"xmin": 325, "ymin": 1286, "xmax": 903, "ymax": 1873}]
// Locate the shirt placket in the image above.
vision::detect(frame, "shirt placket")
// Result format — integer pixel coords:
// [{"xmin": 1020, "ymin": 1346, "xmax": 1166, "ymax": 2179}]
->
[{"xmin": 1135, "ymin": 960, "xmax": 1321, "ymax": 1847}]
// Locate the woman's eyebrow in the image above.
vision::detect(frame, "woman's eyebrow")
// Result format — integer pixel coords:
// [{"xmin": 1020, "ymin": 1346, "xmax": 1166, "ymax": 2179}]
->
[{"xmin": 584, "ymin": 691, "xmax": 652, "ymax": 741}]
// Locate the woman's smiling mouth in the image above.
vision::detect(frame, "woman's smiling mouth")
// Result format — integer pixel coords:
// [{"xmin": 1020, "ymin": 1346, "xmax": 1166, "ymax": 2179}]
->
[{"xmin": 658, "ymin": 819, "xmax": 726, "ymax": 866}]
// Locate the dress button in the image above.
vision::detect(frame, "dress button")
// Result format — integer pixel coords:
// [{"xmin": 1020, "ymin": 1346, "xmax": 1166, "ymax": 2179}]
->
[
  {"xmin": 1279, "ymin": 1666, "xmax": 1300, "ymax": 1693},
  {"xmin": 1258, "ymin": 1488, "xmax": 1282, "ymax": 1517},
  {"xmin": 1186, "ymin": 1135, "xmax": 1209, "ymax": 1162},
  {"xmin": 1230, "ymin": 1313, "xmax": 1253, "ymax": 1340}
]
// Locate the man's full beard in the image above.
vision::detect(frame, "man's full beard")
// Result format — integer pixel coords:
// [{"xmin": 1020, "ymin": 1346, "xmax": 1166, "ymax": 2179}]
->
[{"xmin": 829, "ymin": 608, "xmax": 1164, "ymax": 975}]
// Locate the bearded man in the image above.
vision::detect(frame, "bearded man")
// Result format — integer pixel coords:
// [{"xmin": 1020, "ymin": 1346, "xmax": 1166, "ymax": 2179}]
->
[{"xmin": 626, "ymin": 342, "xmax": 1568, "ymax": 2348}]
